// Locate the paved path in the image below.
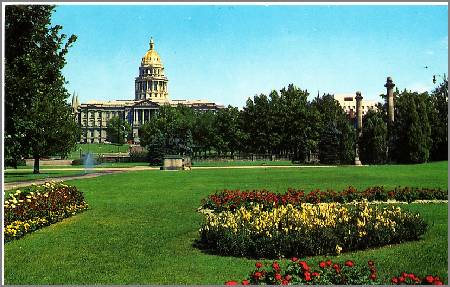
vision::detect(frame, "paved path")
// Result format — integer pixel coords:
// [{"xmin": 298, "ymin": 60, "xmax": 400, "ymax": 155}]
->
[{"xmin": 4, "ymin": 165, "xmax": 338, "ymax": 190}]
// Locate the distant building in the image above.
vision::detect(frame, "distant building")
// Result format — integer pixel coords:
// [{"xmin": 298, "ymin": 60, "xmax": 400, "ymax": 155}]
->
[
  {"xmin": 334, "ymin": 94, "xmax": 378, "ymax": 118},
  {"xmin": 72, "ymin": 38, "xmax": 223, "ymax": 144}
]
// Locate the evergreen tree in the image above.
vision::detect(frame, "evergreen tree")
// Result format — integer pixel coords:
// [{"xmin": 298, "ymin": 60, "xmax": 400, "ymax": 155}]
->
[
  {"xmin": 392, "ymin": 90, "xmax": 432, "ymax": 163},
  {"xmin": 318, "ymin": 121, "xmax": 341, "ymax": 164},
  {"xmin": 359, "ymin": 110, "xmax": 388, "ymax": 164},
  {"xmin": 429, "ymin": 77, "xmax": 448, "ymax": 161}
]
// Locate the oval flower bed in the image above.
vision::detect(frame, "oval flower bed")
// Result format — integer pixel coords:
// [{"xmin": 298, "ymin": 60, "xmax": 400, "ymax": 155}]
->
[
  {"xmin": 225, "ymin": 258, "xmax": 444, "ymax": 285},
  {"xmin": 4, "ymin": 181, "xmax": 88, "ymax": 242},
  {"xmin": 198, "ymin": 201, "xmax": 427, "ymax": 258}
]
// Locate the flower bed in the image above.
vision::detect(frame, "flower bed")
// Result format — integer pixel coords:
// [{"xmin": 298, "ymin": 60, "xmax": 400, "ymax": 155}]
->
[
  {"xmin": 198, "ymin": 201, "xmax": 427, "ymax": 258},
  {"xmin": 201, "ymin": 186, "xmax": 447, "ymax": 212},
  {"xmin": 4, "ymin": 181, "xmax": 88, "ymax": 242},
  {"xmin": 225, "ymin": 258, "xmax": 444, "ymax": 285}
]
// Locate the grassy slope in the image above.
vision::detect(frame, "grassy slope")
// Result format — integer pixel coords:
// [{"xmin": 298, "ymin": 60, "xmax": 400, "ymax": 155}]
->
[
  {"xmin": 4, "ymin": 161, "xmax": 448, "ymax": 284},
  {"xmin": 68, "ymin": 143, "xmax": 130, "ymax": 159}
]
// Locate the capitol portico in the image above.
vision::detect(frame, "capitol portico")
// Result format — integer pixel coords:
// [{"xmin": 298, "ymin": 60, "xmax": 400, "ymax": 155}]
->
[{"xmin": 72, "ymin": 38, "xmax": 223, "ymax": 144}]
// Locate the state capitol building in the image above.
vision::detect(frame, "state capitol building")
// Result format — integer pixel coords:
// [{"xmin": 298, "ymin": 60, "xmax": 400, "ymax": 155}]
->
[{"xmin": 71, "ymin": 38, "xmax": 223, "ymax": 144}]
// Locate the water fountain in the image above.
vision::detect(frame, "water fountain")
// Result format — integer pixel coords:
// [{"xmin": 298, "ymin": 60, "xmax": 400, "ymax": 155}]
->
[{"xmin": 83, "ymin": 152, "xmax": 94, "ymax": 174}]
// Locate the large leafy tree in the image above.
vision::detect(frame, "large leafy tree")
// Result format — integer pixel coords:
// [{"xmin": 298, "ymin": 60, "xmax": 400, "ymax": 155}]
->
[
  {"xmin": 213, "ymin": 106, "xmax": 245, "ymax": 157},
  {"xmin": 139, "ymin": 105, "xmax": 193, "ymax": 164},
  {"xmin": 106, "ymin": 116, "xmax": 132, "ymax": 144},
  {"xmin": 5, "ymin": 5, "xmax": 80, "ymax": 173}
]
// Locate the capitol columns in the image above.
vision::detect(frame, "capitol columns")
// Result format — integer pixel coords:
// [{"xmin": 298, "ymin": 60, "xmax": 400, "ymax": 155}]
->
[{"xmin": 354, "ymin": 91, "xmax": 363, "ymax": 166}]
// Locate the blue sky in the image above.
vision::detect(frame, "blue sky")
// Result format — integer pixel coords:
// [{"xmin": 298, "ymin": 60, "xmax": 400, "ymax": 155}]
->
[{"xmin": 52, "ymin": 4, "xmax": 448, "ymax": 108}]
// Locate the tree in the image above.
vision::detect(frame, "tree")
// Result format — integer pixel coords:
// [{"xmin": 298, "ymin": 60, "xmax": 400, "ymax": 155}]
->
[
  {"xmin": 5, "ymin": 5, "xmax": 79, "ymax": 173},
  {"xmin": 311, "ymin": 94, "xmax": 355, "ymax": 164},
  {"xmin": 429, "ymin": 77, "xmax": 448, "ymax": 161},
  {"xmin": 106, "ymin": 116, "xmax": 131, "ymax": 144},
  {"xmin": 318, "ymin": 121, "xmax": 340, "ymax": 164},
  {"xmin": 359, "ymin": 109, "xmax": 388, "ymax": 164},
  {"xmin": 392, "ymin": 90, "xmax": 432, "ymax": 163},
  {"xmin": 139, "ymin": 105, "xmax": 193, "ymax": 164},
  {"xmin": 213, "ymin": 106, "xmax": 245, "ymax": 157},
  {"xmin": 192, "ymin": 111, "xmax": 215, "ymax": 157}
]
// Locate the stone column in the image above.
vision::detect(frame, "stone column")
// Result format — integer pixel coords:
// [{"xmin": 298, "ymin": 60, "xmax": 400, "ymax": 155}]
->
[
  {"xmin": 385, "ymin": 77, "xmax": 395, "ymax": 123},
  {"xmin": 141, "ymin": 110, "xmax": 145, "ymax": 124},
  {"xmin": 354, "ymin": 91, "xmax": 363, "ymax": 166}
]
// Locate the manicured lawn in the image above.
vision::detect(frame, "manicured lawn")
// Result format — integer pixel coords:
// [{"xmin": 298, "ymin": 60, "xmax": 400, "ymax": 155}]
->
[
  {"xmin": 68, "ymin": 143, "xmax": 130, "ymax": 159},
  {"xmin": 4, "ymin": 161, "xmax": 448, "ymax": 284},
  {"xmin": 3, "ymin": 169, "xmax": 86, "ymax": 183},
  {"xmin": 192, "ymin": 159, "xmax": 295, "ymax": 167}
]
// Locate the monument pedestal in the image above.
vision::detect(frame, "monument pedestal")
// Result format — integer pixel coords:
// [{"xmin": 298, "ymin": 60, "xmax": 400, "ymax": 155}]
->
[{"xmin": 354, "ymin": 157, "xmax": 362, "ymax": 166}]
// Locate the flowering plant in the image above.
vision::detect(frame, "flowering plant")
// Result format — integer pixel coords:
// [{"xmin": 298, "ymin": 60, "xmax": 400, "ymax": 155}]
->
[
  {"xmin": 225, "ymin": 259, "xmax": 445, "ymax": 285},
  {"xmin": 198, "ymin": 201, "xmax": 427, "ymax": 258},
  {"xmin": 4, "ymin": 181, "xmax": 88, "ymax": 242},
  {"xmin": 201, "ymin": 186, "xmax": 447, "ymax": 212}
]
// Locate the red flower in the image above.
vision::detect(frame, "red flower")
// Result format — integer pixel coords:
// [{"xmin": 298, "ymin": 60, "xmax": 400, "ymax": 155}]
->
[
  {"xmin": 255, "ymin": 262, "xmax": 263, "ymax": 269},
  {"xmin": 369, "ymin": 273, "xmax": 377, "ymax": 281},
  {"xmin": 319, "ymin": 261, "xmax": 326, "ymax": 268},
  {"xmin": 281, "ymin": 280, "xmax": 289, "ymax": 285},
  {"xmin": 391, "ymin": 277, "xmax": 398, "ymax": 284},
  {"xmin": 344, "ymin": 260, "xmax": 354, "ymax": 267},
  {"xmin": 253, "ymin": 272, "xmax": 262, "ymax": 279},
  {"xmin": 272, "ymin": 262, "xmax": 280, "ymax": 271},
  {"xmin": 299, "ymin": 261, "xmax": 309, "ymax": 271},
  {"xmin": 326, "ymin": 260, "xmax": 332, "ymax": 266},
  {"xmin": 242, "ymin": 280, "xmax": 250, "ymax": 285},
  {"xmin": 291, "ymin": 257, "xmax": 298, "ymax": 262},
  {"xmin": 284, "ymin": 275, "xmax": 292, "ymax": 281},
  {"xmin": 433, "ymin": 280, "xmax": 443, "ymax": 285},
  {"xmin": 398, "ymin": 277, "xmax": 405, "ymax": 283},
  {"xmin": 368, "ymin": 260, "xmax": 374, "ymax": 267},
  {"xmin": 312, "ymin": 272, "xmax": 320, "ymax": 278},
  {"xmin": 304, "ymin": 271, "xmax": 311, "ymax": 281},
  {"xmin": 225, "ymin": 281, "xmax": 238, "ymax": 285},
  {"xmin": 332, "ymin": 263, "xmax": 341, "ymax": 273},
  {"xmin": 275, "ymin": 273, "xmax": 282, "ymax": 281}
]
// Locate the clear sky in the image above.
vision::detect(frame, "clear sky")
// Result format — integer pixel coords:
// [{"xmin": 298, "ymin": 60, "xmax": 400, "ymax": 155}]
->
[{"xmin": 52, "ymin": 4, "xmax": 448, "ymax": 108}]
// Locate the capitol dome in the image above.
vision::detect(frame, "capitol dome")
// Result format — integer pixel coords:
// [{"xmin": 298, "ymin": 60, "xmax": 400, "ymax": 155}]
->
[
  {"xmin": 141, "ymin": 38, "xmax": 162, "ymax": 66},
  {"xmin": 135, "ymin": 37, "xmax": 168, "ymax": 101}
]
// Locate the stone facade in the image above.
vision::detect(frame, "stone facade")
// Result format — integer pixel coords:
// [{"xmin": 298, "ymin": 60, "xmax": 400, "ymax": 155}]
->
[
  {"xmin": 72, "ymin": 38, "xmax": 223, "ymax": 144},
  {"xmin": 334, "ymin": 94, "xmax": 378, "ymax": 117}
]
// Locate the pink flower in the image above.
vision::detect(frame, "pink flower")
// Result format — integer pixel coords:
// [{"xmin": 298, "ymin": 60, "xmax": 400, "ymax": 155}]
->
[{"xmin": 225, "ymin": 281, "xmax": 238, "ymax": 285}]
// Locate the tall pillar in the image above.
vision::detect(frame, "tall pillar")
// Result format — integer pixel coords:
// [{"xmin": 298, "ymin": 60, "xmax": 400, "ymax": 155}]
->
[
  {"xmin": 385, "ymin": 77, "xmax": 395, "ymax": 123},
  {"xmin": 354, "ymin": 91, "xmax": 363, "ymax": 166},
  {"xmin": 142, "ymin": 110, "xmax": 145, "ymax": 124}
]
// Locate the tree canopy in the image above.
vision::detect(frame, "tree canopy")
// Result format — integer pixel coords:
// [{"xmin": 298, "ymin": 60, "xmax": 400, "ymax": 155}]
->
[{"xmin": 5, "ymin": 5, "xmax": 80, "ymax": 173}]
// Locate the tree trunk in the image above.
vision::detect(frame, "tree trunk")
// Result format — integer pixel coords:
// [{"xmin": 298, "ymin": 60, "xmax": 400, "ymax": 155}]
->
[{"xmin": 33, "ymin": 156, "xmax": 40, "ymax": 174}]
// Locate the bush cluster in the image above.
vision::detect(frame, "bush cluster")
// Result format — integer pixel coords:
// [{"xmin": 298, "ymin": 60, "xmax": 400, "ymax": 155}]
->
[
  {"xmin": 198, "ymin": 202, "xmax": 427, "ymax": 258},
  {"xmin": 4, "ymin": 181, "xmax": 88, "ymax": 242},
  {"xmin": 225, "ymin": 258, "xmax": 444, "ymax": 285},
  {"xmin": 201, "ymin": 186, "xmax": 447, "ymax": 212}
]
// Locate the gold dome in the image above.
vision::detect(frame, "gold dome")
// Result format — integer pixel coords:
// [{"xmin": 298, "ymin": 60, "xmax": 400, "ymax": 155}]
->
[{"xmin": 141, "ymin": 38, "xmax": 162, "ymax": 66}]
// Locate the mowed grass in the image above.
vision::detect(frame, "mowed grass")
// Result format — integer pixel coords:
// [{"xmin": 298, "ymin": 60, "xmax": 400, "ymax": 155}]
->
[
  {"xmin": 4, "ymin": 161, "xmax": 448, "ymax": 284},
  {"xmin": 192, "ymin": 159, "xmax": 294, "ymax": 167},
  {"xmin": 3, "ymin": 169, "xmax": 86, "ymax": 183},
  {"xmin": 68, "ymin": 143, "xmax": 130, "ymax": 159}
]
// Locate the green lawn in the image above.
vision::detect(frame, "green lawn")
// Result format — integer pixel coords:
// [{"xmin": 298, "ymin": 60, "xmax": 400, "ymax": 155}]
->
[
  {"xmin": 192, "ymin": 159, "xmax": 295, "ymax": 167},
  {"xmin": 3, "ymin": 169, "xmax": 87, "ymax": 183},
  {"xmin": 68, "ymin": 143, "xmax": 130, "ymax": 159},
  {"xmin": 4, "ymin": 161, "xmax": 448, "ymax": 284}
]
